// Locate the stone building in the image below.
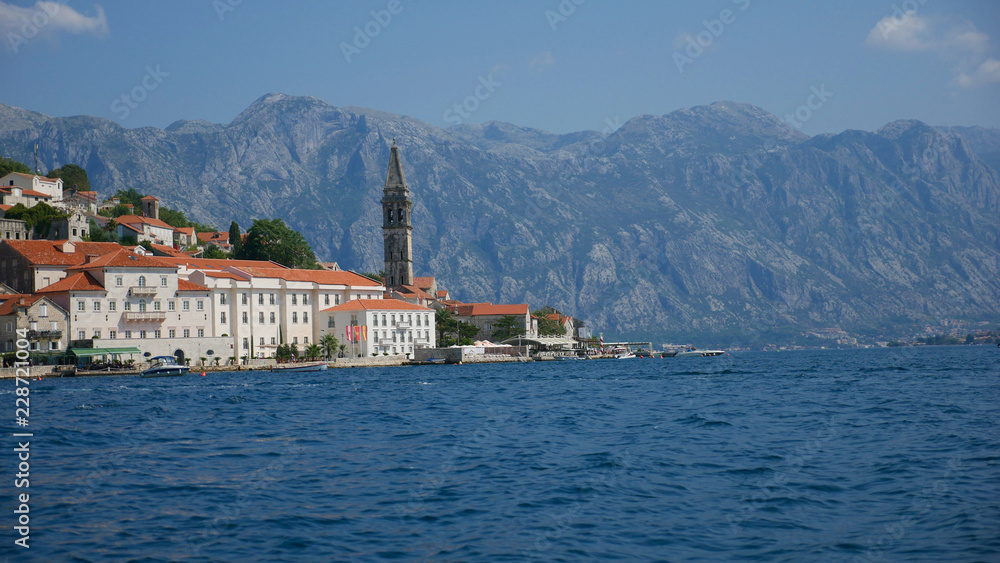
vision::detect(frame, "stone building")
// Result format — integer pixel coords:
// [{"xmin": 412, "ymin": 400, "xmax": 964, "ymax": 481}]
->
[
  {"xmin": 381, "ymin": 140, "xmax": 414, "ymax": 289},
  {"xmin": 0, "ymin": 293, "xmax": 69, "ymax": 357}
]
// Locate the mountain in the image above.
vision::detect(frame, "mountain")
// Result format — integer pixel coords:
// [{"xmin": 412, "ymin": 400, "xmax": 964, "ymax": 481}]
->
[{"xmin": 1, "ymin": 95, "xmax": 998, "ymax": 344}]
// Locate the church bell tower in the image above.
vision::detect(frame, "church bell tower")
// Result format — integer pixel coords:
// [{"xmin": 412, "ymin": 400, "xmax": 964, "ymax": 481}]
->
[{"xmin": 381, "ymin": 140, "xmax": 413, "ymax": 288}]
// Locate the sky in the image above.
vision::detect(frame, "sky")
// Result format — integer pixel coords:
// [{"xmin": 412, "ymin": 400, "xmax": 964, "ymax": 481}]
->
[{"xmin": 1, "ymin": 0, "xmax": 999, "ymax": 136}]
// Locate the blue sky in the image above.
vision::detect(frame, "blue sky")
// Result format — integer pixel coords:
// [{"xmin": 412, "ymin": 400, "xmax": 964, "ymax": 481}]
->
[{"xmin": 1, "ymin": 0, "xmax": 998, "ymax": 136}]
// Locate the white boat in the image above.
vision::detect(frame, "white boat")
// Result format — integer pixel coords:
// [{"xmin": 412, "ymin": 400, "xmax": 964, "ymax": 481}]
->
[
  {"xmin": 615, "ymin": 352, "xmax": 636, "ymax": 359},
  {"xmin": 272, "ymin": 361, "xmax": 329, "ymax": 373},
  {"xmin": 675, "ymin": 348, "xmax": 725, "ymax": 357},
  {"xmin": 141, "ymin": 356, "xmax": 189, "ymax": 377}
]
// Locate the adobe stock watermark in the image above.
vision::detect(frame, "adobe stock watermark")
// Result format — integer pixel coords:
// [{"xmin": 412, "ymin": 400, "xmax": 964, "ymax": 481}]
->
[
  {"xmin": 673, "ymin": 0, "xmax": 751, "ymax": 73},
  {"xmin": 213, "ymin": 0, "xmax": 243, "ymax": 22},
  {"xmin": 442, "ymin": 73, "xmax": 501, "ymax": 126},
  {"xmin": 340, "ymin": 0, "xmax": 410, "ymax": 64},
  {"xmin": 110, "ymin": 65, "xmax": 169, "ymax": 121},
  {"xmin": 875, "ymin": 0, "xmax": 929, "ymax": 40},
  {"xmin": 545, "ymin": 0, "xmax": 586, "ymax": 31},
  {"xmin": 5, "ymin": 1, "xmax": 62, "ymax": 54},
  {"xmin": 783, "ymin": 84, "xmax": 833, "ymax": 130}
]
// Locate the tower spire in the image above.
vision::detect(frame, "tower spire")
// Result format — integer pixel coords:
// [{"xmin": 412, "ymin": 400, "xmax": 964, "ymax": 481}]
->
[{"xmin": 381, "ymin": 141, "xmax": 413, "ymax": 289}]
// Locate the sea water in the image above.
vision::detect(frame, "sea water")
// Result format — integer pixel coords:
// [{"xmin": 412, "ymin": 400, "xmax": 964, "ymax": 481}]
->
[{"xmin": 4, "ymin": 346, "xmax": 999, "ymax": 561}]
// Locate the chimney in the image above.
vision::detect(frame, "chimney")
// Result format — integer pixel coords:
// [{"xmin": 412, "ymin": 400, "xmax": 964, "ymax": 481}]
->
[{"xmin": 85, "ymin": 254, "xmax": 98, "ymax": 263}]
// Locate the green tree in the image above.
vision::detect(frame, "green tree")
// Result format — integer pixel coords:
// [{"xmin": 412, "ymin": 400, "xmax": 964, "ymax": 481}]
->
[
  {"xmin": 305, "ymin": 343, "xmax": 322, "ymax": 361},
  {"xmin": 3, "ymin": 202, "xmax": 68, "ymax": 238},
  {"xmin": 47, "ymin": 164, "xmax": 91, "ymax": 191},
  {"xmin": 203, "ymin": 245, "xmax": 228, "ymax": 259},
  {"xmin": 112, "ymin": 188, "xmax": 144, "ymax": 207},
  {"xmin": 534, "ymin": 310, "xmax": 566, "ymax": 336},
  {"xmin": 237, "ymin": 218, "xmax": 319, "ymax": 269},
  {"xmin": 964, "ymin": 333, "xmax": 975, "ymax": 344},
  {"xmin": 491, "ymin": 315, "xmax": 524, "ymax": 341},
  {"xmin": 139, "ymin": 241, "xmax": 155, "ymax": 253},
  {"xmin": 228, "ymin": 221, "xmax": 242, "ymax": 257},
  {"xmin": 457, "ymin": 322, "xmax": 479, "ymax": 345},
  {"xmin": 275, "ymin": 344, "xmax": 291, "ymax": 361},
  {"xmin": 321, "ymin": 333, "xmax": 340, "ymax": 360},
  {"xmin": 83, "ymin": 219, "xmax": 119, "ymax": 243},
  {"xmin": 338, "ymin": 344, "xmax": 347, "ymax": 358},
  {"xmin": 436, "ymin": 308, "xmax": 458, "ymax": 346},
  {"xmin": 0, "ymin": 157, "xmax": 30, "ymax": 177},
  {"xmin": 360, "ymin": 271, "xmax": 385, "ymax": 283}
]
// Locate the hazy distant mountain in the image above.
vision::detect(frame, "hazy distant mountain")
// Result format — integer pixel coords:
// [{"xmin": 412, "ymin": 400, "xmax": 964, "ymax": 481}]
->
[{"xmin": 1, "ymin": 95, "xmax": 998, "ymax": 343}]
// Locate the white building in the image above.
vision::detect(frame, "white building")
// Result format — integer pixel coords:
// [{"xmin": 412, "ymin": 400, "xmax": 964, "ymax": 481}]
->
[
  {"xmin": 0, "ymin": 172, "xmax": 64, "ymax": 203},
  {"xmin": 114, "ymin": 215, "xmax": 176, "ymax": 246},
  {"xmin": 319, "ymin": 298, "xmax": 435, "ymax": 358}
]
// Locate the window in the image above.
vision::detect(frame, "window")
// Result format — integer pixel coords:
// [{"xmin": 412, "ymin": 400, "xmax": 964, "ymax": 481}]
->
[
  {"xmin": 138, "ymin": 300, "xmax": 147, "ymax": 312},
  {"xmin": 93, "ymin": 301, "xmax": 101, "ymax": 312},
  {"xmin": 382, "ymin": 314, "xmax": 387, "ymax": 326},
  {"xmin": 183, "ymin": 329, "xmax": 190, "ymax": 338},
  {"xmin": 154, "ymin": 330, "xmax": 161, "ymax": 338},
  {"xmin": 241, "ymin": 293, "xmax": 248, "ymax": 305},
  {"xmin": 270, "ymin": 337, "xmax": 276, "ymax": 345},
  {"xmin": 197, "ymin": 328, "xmax": 204, "ymax": 338},
  {"xmin": 391, "ymin": 314, "xmax": 396, "ymax": 326},
  {"xmin": 93, "ymin": 330, "xmax": 101, "ymax": 339},
  {"xmin": 269, "ymin": 312, "xmax": 275, "ymax": 324},
  {"xmin": 123, "ymin": 330, "xmax": 131, "ymax": 339},
  {"xmin": 407, "ymin": 314, "xmax": 412, "ymax": 324},
  {"xmin": 416, "ymin": 315, "xmax": 421, "ymax": 327},
  {"xmin": 303, "ymin": 312, "xmax": 308, "ymax": 323},
  {"xmin": 221, "ymin": 312, "xmax": 227, "ymax": 324},
  {"xmin": 258, "ymin": 293, "xmax": 264, "ymax": 305},
  {"xmin": 182, "ymin": 301, "xmax": 190, "ymax": 311},
  {"xmin": 408, "ymin": 332, "xmax": 412, "ymax": 343},
  {"xmin": 259, "ymin": 337, "xmax": 265, "ymax": 346},
  {"xmin": 168, "ymin": 301, "xmax": 175, "ymax": 311},
  {"xmin": 304, "ymin": 337, "xmax": 309, "ymax": 344},
  {"xmin": 123, "ymin": 301, "xmax": 131, "ymax": 311},
  {"xmin": 242, "ymin": 312, "xmax": 248, "ymax": 324},
  {"xmin": 327, "ymin": 317, "xmax": 335, "ymax": 328},
  {"xmin": 169, "ymin": 329, "xmax": 175, "ymax": 338},
  {"xmin": 292, "ymin": 312, "xmax": 298, "ymax": 323},
  {"xmin": 109, "ymin": 301, "xmax": 116, "ymax": 312},
  {"xmin": 116, "ymin": 276, "xmax": 123, "ymax": 287},
  {"xmin": 258, "ymin": 312, "xmax": 264, "ymax": 324},
  {"xmin": 139, "ymin": 330, "xmax": 146, "ymax": 339},
  {"xmin": 153, "ymin": 301, "xmax": 161, "ymax": 311},
  {"xmin": 293, "ymin": 337, "xmax": 298, "ymax": 344},
  {"xmin": 138, "ymin": 275, "xmax": 146, "ymax": 287},
  {"xmin": 29, "ymin": 321, "xmax": 37, "ymax": 331},
  {"xmin": 160, "ymin": 276, "xmax": 167, "ymax": 287},
  {"xmin": 303, "ymin": 294, "xmax": 308, "ymax": 305},
  {"xmin": 40, "ymin": 304, "xmax": 48, "ymax": 317},
  {"xmin": 335, "ymin": 295, "xmax": 340, "ymax": 305},
  {"xmin": 324, "ymin": 295, "xmax": 329, "ymax": 306},
  {"xmin": 220, "ymin": 294, "xmax": 227, "ymax": 305},
  {"xmin": 78, "ymin": 301, "xmax": 85, "ymax": 312},
  {"xmin": 269, "ymin": 293, "xmax": 275, "ymax": 305},
  {"xmin": 196, "ymin": 300, "xmax": 204, "ymax": 311},
  {"xmin": 291, "ymin": 294, "xmax": 297, "ymax": 305},
  {"xmin": 242, "ymin": 338, "xmax": 248, "ymax": 350},
  {"xmin": 49, "ymin": 341, "xmax": 59, "ymax": 350}
]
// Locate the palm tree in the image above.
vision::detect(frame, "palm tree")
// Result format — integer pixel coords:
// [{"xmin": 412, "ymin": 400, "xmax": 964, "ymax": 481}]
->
[
  {"xmin": 321, "ymin": 334, "xmax": 339, "ymax": 360},
  {"xmin": 338, "ymin": 344, "xmax": 347, "ymax": 358},
  {"xmin": 305, "ymin": 343, "xmax": 322, "ymax": 361}
]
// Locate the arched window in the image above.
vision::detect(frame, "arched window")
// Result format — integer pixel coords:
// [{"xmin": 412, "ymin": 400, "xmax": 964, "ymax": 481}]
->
[
  {"xmin": 138, "ymin": 276, "xmax": 146, "ymax": 287},
  {"xmin": 138, "ymin": 299, "xmax": 147, "ymax": 312}
]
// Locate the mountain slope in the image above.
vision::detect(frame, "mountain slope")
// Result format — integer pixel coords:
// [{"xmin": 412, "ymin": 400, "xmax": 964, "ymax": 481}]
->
[{"xmin": 1, "ymin": 95, "xmax": 998, "ymax": 342}]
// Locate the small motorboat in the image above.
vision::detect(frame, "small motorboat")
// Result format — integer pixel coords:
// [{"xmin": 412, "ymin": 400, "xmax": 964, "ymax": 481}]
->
[
  {"xmin": 615, "ymin": 352, "xmax": 636, "ymax": 359},
  {"xmin": 272, "ymin": 361, "xmax": 329, "ymax": 373},
  {"xmin": 675, "ymin": 347, "xmax": 725, "ymax": 357},
  {"xmin": 141, "ymin": 356, "xmax": 189, "ymax": 378}
]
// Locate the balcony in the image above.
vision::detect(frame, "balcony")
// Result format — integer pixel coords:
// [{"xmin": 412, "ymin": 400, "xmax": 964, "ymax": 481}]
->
[
  {"xmin": 28, "ymin": 329, "xmax": 63, "ymax": 339},
  {"xmin": 395, "ymin": 322, "xmax": 411, "ymax": 329},
  {"xmin": 129, "ymin": 286, "xmax": 157, "ymax": 297},
  {"xmin": 123, "ymin": 311, "xmax": 167, "ymax": 322},
  {"xmin": 379, "ymin": 338, "xmax": 396, "ymax": 346}
]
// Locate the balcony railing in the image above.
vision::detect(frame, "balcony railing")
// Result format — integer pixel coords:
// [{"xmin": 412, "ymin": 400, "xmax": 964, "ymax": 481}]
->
[
  {"xmin": 395, "ymin": 322, "xmax": 411, "ymax": 329},
  {"xmin": 129, "ymin": 286, "xmax": 157, "ymax": 297},
  {"xmin": 123, "ymin": 311, "xmax": 167, "ymax": 322},
  {"xmin": 27, "ymin": 329, "xmax": 63, "ymax": 339}
]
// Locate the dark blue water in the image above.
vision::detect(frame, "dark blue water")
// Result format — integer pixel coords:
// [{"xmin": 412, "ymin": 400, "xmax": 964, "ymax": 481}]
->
[{"xmin": 4, "ymin": 346, "xmax": 999, "ymax": 561}]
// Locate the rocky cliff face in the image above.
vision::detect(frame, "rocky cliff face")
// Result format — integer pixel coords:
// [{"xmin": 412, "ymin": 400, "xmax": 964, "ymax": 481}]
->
[{"xmin": 1, "ymin": 95, "xmax": 998, "ymax": 342}]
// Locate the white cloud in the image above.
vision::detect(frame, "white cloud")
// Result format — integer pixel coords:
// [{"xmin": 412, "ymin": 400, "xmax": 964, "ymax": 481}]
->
[
  {"xmin": 955, "ymin": 57, "xmax": 1000, "ymax": 88},
  {"xmin": 867, "ymin": 13, "xmax": 997, "ymax": 88},
  {"xmin": 529, "ymin": 51, "xmax": 555, "ymax": 72},
  {"xmin": 1, "ymin": 1, "xmax": 108, "ymax": 53}
]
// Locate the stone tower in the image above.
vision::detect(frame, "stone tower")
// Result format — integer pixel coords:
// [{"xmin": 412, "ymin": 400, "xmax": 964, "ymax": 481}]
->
[
  {"xmin": 141, "ymin": 195, "xmax": 160, "ymax": 220},
  {"xmin": 381, "ymin": 140, "xmax": 413, "ymax": 288}
]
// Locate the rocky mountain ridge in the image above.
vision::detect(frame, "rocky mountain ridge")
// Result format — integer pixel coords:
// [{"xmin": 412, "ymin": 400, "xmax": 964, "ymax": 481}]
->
[{"xmin": 1, "ymin": 95, "xmax": 997, "ymax": 343}]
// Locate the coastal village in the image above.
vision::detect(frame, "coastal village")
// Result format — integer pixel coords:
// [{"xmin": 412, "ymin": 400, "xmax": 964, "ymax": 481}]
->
[{"xmin": 0, "ymin": 142, "xmax": 595, "ymax": 373}]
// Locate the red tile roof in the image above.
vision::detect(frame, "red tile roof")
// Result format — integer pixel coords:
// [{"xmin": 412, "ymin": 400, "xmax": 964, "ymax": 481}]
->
[
  {"xmin": 238, "ymin": 267, "xmax": 383, "ymax": 287},
  {"xmin": 177, "ymin": 279, "xmax": 209, "ymax": 292},
  {"xmin": 141, "ymin": 195, "xmax": 159, "ymax": 201},
  {"xmin": 115, "ymin": 214, "xmax": 175, "ymax": 231},
  {"xmin": 5, "ymin": 172, "xmax": 58, "ymax": 181},
  {"xmin": 2, "ymin": 240, "xmax": 124, "ymax": 266},
  {"xmin": 0, "ymin": 204, "xmax": 12, "ymax": 212},
  {"xmin": 196, "ymin": 231, "xmax": 229, "ymax": 243},
  {"xmin": 413, "ymin": 276, "xmax": 435, "ymax": 289},
  {"xmin": 454, "ymin": 303, "xmax": 530, "ymax": 317},
  {"xmin": 67, "ymin": 249, "xmax": 176, "ymax": 270},
  {"xmin": 394, "ymin": 284, "xmax": 434, "ymax": 300},
  {"xmin": 321, "ymin": 298, "xmax": 432, "ymax": 313},
  {"xmin": 20, "ymin": 189, "xmax": 52, "ymax": 198},
  {"xmin": 154, "ymin": 256, "xmax": 287, "ymax": 270},
  {"xmin": 175, "ymin": 227, "xmax": 195, "ymax": 236},
  {"xmin": 0, "ymin": 294, "xmax": 47, "ymax": 316},
  {"xmin": 202, "ymin": 271, "xmax": 249, "ymax": 280},
  {"xmin": 36, "ymin": 272, "xmax": 105, "ymax": 293},
  {"xmin": 150, "ymin": 244, "xmax": 189, "ymax": 257}
]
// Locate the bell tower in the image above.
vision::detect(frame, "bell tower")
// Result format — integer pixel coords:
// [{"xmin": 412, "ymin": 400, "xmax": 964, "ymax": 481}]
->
[{"xmin": 381, "ymin": 139, "xmax": 413, "ymax": 288}]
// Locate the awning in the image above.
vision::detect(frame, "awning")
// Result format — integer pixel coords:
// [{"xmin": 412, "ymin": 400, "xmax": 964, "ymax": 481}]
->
[{"xmin": 70, "ymin": 347, "xmax": 141, "ymax": 357}]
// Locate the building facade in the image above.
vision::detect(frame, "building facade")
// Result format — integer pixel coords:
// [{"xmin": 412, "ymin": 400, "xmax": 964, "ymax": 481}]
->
[
  {"xmin": 319, "ymin": 298, "xmax": 435, "ymax": 358},
  {"xmin": 0, "ymin": 294, "xmax": 69, "ymax": 357}
]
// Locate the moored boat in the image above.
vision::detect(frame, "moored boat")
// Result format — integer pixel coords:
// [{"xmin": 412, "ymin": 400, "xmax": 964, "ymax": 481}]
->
[
  {"xmin": 675, "ymin": 348, "xmax": 725, "ymax": 357},
  {"xmin": 140, "ymin": 356, "xmax": 189, "ymax": 378},
  {"xmin": 272, "ymin": 361, "xmax": 329, "ymax": 373}
]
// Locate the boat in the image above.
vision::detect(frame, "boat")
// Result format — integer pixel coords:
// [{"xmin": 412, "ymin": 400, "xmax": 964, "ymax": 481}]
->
[
  {"xmin": 555, "ymin": 355, "xmax": 586, "ymax": 360},
  {"xmin": 271, "ymin": 361, "xmax": 329, "ymax": 373},
  {"xmin": 141, "ymin": 356, "xmax": 190, "ymax": 377},
  {"xmin": 675, "ymin": 347, "xmax": 725, "ymax": 357},
  {"xmin": 615, "ymin": 352, "xmax": 636, "ymax": 359}
]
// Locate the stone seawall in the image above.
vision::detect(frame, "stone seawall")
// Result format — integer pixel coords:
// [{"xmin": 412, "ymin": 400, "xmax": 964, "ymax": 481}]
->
[{"xmin": 330, "ymin": 355, "xmax": 409, "ymax": 368}]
